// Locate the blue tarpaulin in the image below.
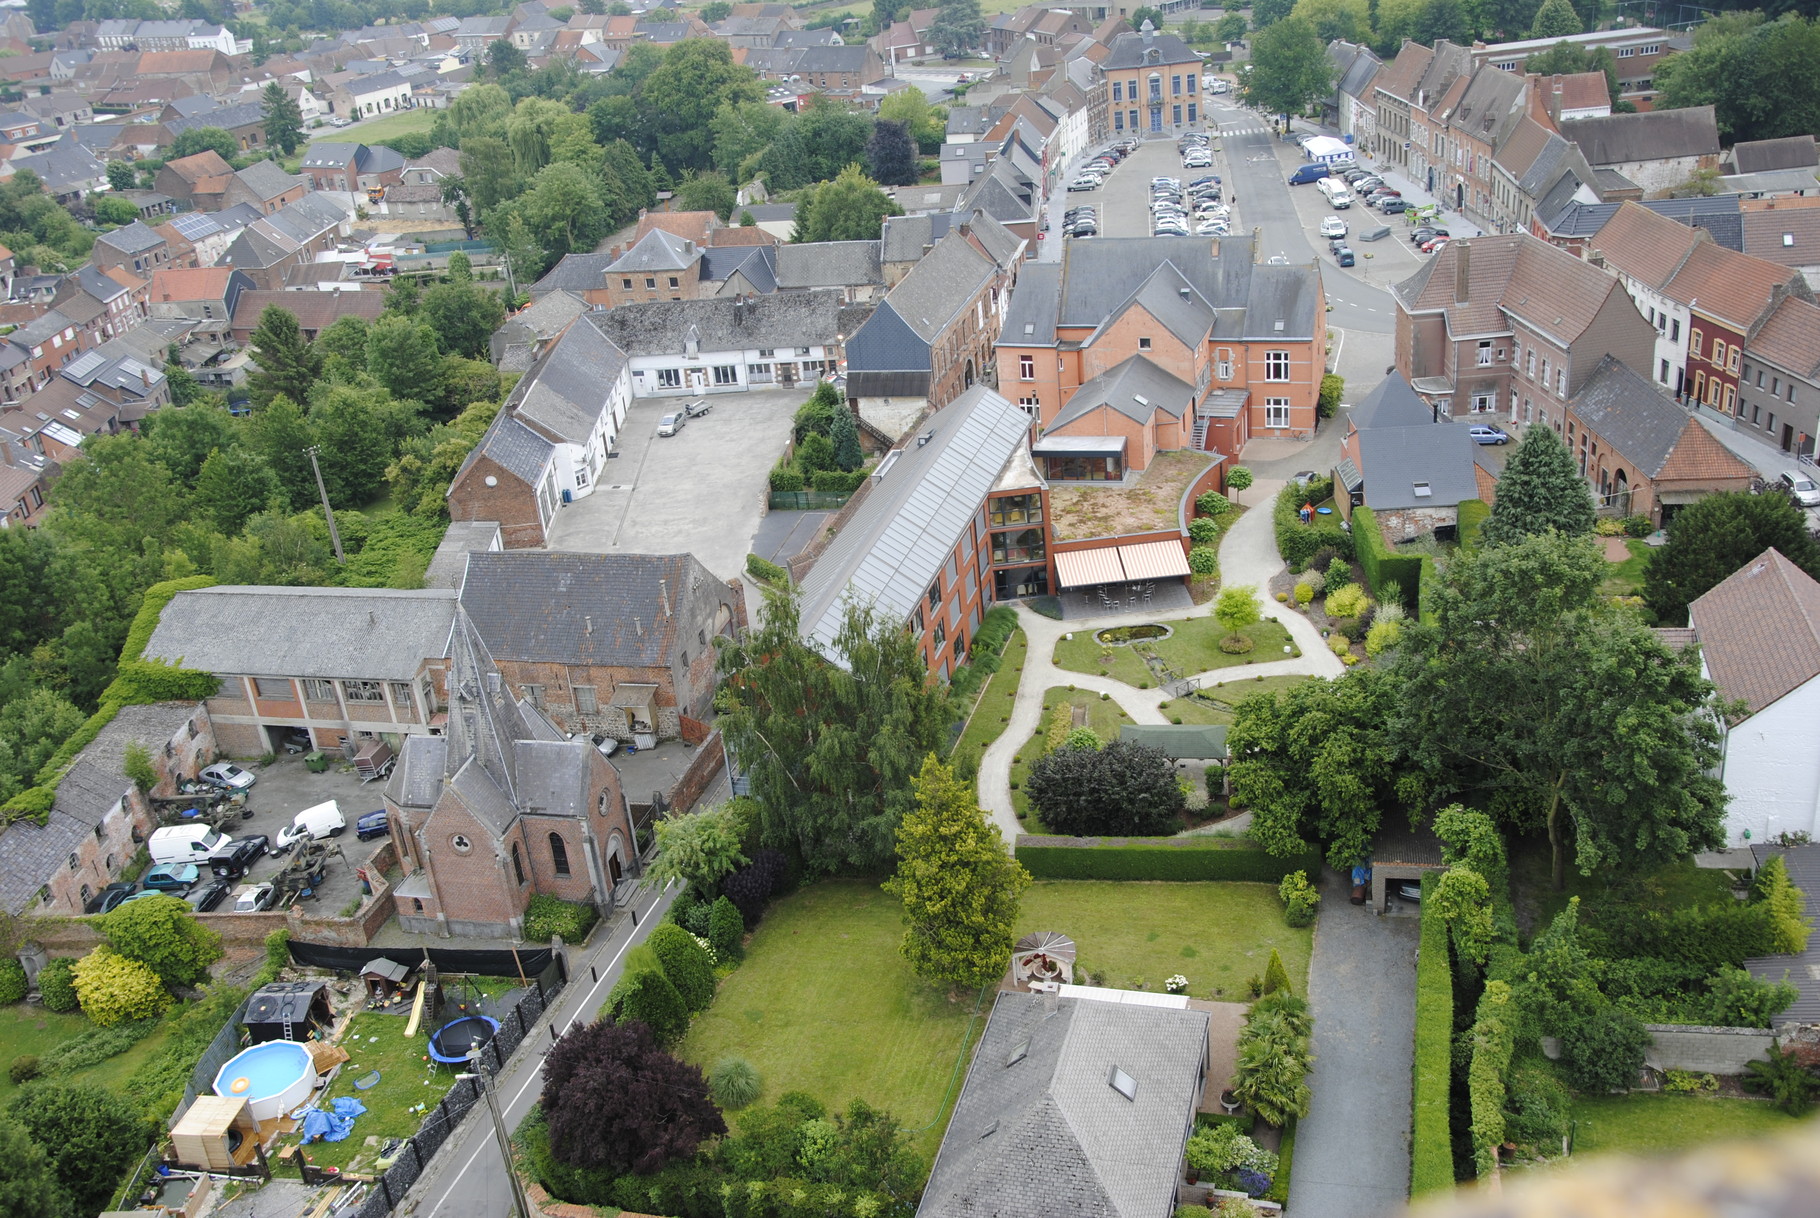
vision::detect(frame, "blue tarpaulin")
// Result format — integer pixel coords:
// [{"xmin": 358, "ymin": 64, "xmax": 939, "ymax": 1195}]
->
[{"xmin": 301, "ymin": 1096, "xmax": 368, "ymax": 1143}]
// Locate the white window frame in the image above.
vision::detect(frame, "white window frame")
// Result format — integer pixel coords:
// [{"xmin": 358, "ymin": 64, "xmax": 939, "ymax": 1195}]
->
[
  {"xmin": 1265, "ymin": 350, "xmax": 1291, "ymax": 382},
  {"xmin": 1264, "ymin": 398, "xmax": 1291, "ymax": 429}
]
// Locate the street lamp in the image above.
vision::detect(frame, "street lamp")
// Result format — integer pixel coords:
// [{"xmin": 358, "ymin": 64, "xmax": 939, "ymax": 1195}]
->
[{"xmin": 459, "ymin": 1044, "xmax": 532, "ymax": 1218}]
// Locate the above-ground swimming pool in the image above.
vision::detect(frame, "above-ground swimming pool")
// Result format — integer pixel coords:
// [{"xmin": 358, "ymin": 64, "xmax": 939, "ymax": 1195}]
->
[{"xmin": 214, "ymin": 1039, "xmax": 316, "ymax": 1122}]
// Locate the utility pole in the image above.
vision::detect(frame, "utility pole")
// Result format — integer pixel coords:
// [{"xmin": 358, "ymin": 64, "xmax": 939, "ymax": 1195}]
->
[
  {"xmin": 305, "ymin": 444, "xmax": 345, "ymax": 564},
  {"xmin": 462, "ymin": 1051, "xmax": 533, "ymax": 1218}
]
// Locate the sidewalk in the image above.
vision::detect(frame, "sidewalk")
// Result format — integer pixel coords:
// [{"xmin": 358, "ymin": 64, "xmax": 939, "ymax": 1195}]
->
[
  {"xmin": 976, "ymin": 484, "xmax": 1342, "ymax": 846},
  {"xmin": 1688, "ymin": 400, "xmax": 1807, "ymax": 480}
]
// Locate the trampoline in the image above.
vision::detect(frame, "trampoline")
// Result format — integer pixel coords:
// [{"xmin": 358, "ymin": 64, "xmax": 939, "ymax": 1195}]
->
[{"xmin": 427, "ymin": 1015, "xmax": 500, "ymax": 1065}]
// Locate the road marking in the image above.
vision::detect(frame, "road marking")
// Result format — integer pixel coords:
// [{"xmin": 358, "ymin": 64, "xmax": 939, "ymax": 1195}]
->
[{"xmin": 427, "ymin": 886, "xmax": 670, "ymax": 1214}]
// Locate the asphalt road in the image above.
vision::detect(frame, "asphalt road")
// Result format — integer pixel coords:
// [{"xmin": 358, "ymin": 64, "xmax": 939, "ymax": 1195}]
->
[{"xmin": 400, "ymin": 881, "xmax": 678, "ymax": 1218}]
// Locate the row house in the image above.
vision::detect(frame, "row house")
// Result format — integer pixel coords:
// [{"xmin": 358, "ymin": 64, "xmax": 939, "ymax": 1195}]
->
[
  {"xmin": 1740, "ymin": 297, "xmax": 1820, "ymax": 460},
  {"xmin": 448, "ymin": 312, "xmax": 634, "ymax": 548},
  {"xmin": 1424, "ymin": 61, "xmax": 1529, "ymax": 228},
  {"xmin": 0, "ymin": 422, "xmax": 56, "ymax": 527},
  {"xmin": 1471, "ymin": 26, "xmax": 1679, "ymax": 111},
  {"xmin": 995, "ymin": 234, "xmax": 1324, "ymax": 457},
  {"xmin": 91, "ymin": 221, "xmax": 179, "ymax": 278},
  {"xmin": 0, "ymin": 310, "xmax": 92, "ymax": 405},
  {"xmin": 589, "ymin": 290, "xmax": 870, "ymax": 398},
  {"xmin": 1487, "ymin": 114, "xmax": 1598, "ymax": 237},
  {"xmin": 228, "ymin": 289, "xmax": 386, "ymax": 344},
  {"xmin": 298, "ymin": 142, "xmax": 407, "ymax": 193},
  {"xmin": 53, "ymin": 264, "xmax": 150, "ymax": 347},
  {"xmin": 984, "ymin": 4, "xmax": 1094, "ymax": 59},
  {"xmin": 1392, "ymin": 233, "xmax": 1656, "ymax": 432},
  {"xmin": 1371, "ymin": 39, "xmax": 1472, "ymax": 190},
  {"xmin": 0, "ymin": 702, "xmax": 212, "ymax": 918},
  {"xmin": 1325, "ymin": 40, "xmax": 1382, "ymax": 150},
  {"xmin": 18, "ymin": 342, "xmax": 172, "ymax": 460},
  {"xmin": 870, "ymin": 11, "xmax": 939, "ymax": 67}
]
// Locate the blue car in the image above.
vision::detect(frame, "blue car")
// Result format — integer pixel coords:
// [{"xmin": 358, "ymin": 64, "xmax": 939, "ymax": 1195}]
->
[
  {"xmin": 142, "ymin": 862, "xmax": 201, "ymax": 894},
  {"xmin": 356, "ymin": 810, "xmax": 391, "ymax": 841}
]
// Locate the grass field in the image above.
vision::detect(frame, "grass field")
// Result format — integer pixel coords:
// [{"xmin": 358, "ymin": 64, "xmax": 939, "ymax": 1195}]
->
[
  {"xmin": 289, "ymin": 1011, "xmax": 462, "ymax": 1172},
  {"xmin": 1053, "ymin": 617, "xmax": 1296, "ymax": 684},
  {"xmin": 1598, "ymin": 537, "xmax": 1651, "ymax": 598},
  {"xmin": 332, "ymin": 108, "xmax": 437, "ymax": 144},
  {"xmin": 1010, "ymin": 687, "xmax": 1138, "ymax": 824},
  {"xmin": 1018, "ymin": 880, "xmax": 1312, "ymax": 1001},
  {"xmin": 677, "ymin": 880, "xmax": 982, "ymax": 1163},
  {"xmin": 1161, "ymin": 674, "xmax": 1314, "ymax": 725},
  {"xmin": 946, "ymin": 629, "xmax": 1026, "ymax": 774},
  {"xmin": 1570, "ymin": 1094, "xmax": 1796, "ymax": 1158},
  {"xmin": 0, "ymin": 1006, "xmax": 174, "ymax": 1107}
]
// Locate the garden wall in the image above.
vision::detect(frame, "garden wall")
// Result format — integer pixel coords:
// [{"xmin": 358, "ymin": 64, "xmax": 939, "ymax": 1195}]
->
[
  {"xmin": 1013, "ymin": 835, "xmax": 1321, "ymax": 882},
  {"xmin": 1643, "ymin": 1024, "xmax": 1773, "ymax": 1074}
]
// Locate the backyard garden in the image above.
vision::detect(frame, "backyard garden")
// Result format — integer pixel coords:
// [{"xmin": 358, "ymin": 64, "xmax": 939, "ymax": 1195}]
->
[{"xmin": 1053, "ymin": 615, "xmax": 1295, "ymax": 687}]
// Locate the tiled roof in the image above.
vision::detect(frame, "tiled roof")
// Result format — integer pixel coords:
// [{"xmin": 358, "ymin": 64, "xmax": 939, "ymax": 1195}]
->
[
  {"xmin": 1552, "ymin": 71, "xmax": 1610, "ymax": 113},
  {"xmin": 1742, "ymin": 208, "xmax": 1820, "ymax": 275},
  {"xmin": 146, "ymin": 586, "xmax": 457, "ymax": 680},
  {"xmin": 1562, "ymin": 106, "xmax": 1720, "ymax": 166},
  {"xmin": 1748, "ymin": 296, "xmax": 1820, "ymax": 380},
  {"xmin": 877, "ymin": 230, "xmax": 995, "ymax": 342},
  {"xmin": 1730, "ymin": 135, "xmax": 1818, "ymax": 175},
  {"xmin": 1053, "ymin": 354, "xmax": 1195, "ymax": 431},
  {"xmin": 589, "ymin": 291, "xmax": 867, "ymax": 357},
  {"xmin": 606, "ymin": 228, "xmax": 699, "ymax": 273},
  {"xmin": 1666, "ymin": 239, "xmax": 1802, "ymax": 331},
  {"xmin": 1586, "ymin": 201, "xmax": 1703, "ymax": 289},
  {"xmin": 1372, "ymin": 40, "xmax": 1433, "ymax": 103},
  {"xmin": 459, "ymin": 551, "xmax": 718, "ymax": 667},
  {"xmin": 234, "ymin": 158, "xmax": 305, "ymax": 200},
  {"xmin": 1395, "ymin": 233, "xmax": 1622, "ymax": 345},
  {"xmin": 1568, "ymin": 355, "xmax": 1754, "ymax": 482},
  {"xmin": 1690, "ymin": 548, "xmax": 1820, "ymax": 715},
  {"xmin": 774, "ymin": 241, "xmax": 881, "ymax": 290},
  {"xmin": 230, "ymin": 289, "xmax": 384, "ymax": 333}
]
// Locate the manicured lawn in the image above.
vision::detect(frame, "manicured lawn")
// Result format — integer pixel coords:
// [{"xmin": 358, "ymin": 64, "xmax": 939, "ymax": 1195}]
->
[
  {"xmin": 0, "ymin": 1005, "xmax": 174, "ymax": 1107},
  {"xmin": 289, "ymin": 1010, "xmax": 463, "ymax": 1171},
  {"xmin": 677, "ymin": 881, "xmax": 982, "ymax": 1164},
  {"xmin": 1017, "ymin": 881, "xmax": 1312, "ymax": 1001},
  {"xmin": 946, "ymin": 629, "xmax": 1026, "ymax": 773},
  {"xmin": 1053, "ymin": 617, "xmax": 1296, "ymax": 684},
  {"xmin": 334, "ymin": 108, "xmax": 436, "ymax": 144},
  {"xmin": 1010, "ymin": 687, "xmax": 1138, "ymax": 825},
  {"xmin": 1571, "ymin": 1094, "xmax": 1796, "ymax": 1158},
  {"xmin": 1598, "ymin": 537, "xmax": 1651, "ymax": 598},
  {"xmin": 1161, "ymin": 675, "xmax": 1315, "ymax": 725}
]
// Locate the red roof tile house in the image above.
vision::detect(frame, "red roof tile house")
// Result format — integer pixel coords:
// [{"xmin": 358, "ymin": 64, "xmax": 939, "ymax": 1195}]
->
[
  {"xmin": 1393, "ymin": 232, "xmax": 1656, "ymax": 431},
  {"xmin": 1564, "ymin": 355, "xmax": 1755, "ymax": 526},
  {"xmin": 1684, "ymin": 549, "xmax": 1820, "ymax": 844}
]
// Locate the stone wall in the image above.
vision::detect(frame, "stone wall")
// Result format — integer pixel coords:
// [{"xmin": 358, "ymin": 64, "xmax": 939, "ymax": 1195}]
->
[
  {"xmin": 1643, "ymin": 1023, "xmax": 1773, "ymax": 1074},
  {"xmin": 787, "ymin": 476, "xmax": 878, "ymax": 582}
]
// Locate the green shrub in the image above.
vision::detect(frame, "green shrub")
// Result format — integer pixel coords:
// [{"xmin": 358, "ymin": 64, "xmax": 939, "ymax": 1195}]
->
[
  {"xmin": 1063, "ymin": 727, "xmax": 1100, "ymax": 750},
  {"xmin": 1197, "ymin": 489, "xmax": 1231, "ymax": 517},
  {"xmin": 1324, "ymin": 582, "xmax": 1370, "ymax": 618},
  {"xmin": 1175, "ymin": 1207, "xmax": 1215, "ymax": 1218},
  {"xmin": 1274, "ymin": 478, "xmax": 1352, "ymax": 572},
  {"xmin": 1014, "ymin": 837, "xmax": 1322, "ymax": 882},
  {"xmin": 1328, "ymin": 634, "xmax": 1350, "ymax": 656},
  {"xmin": 1365, "ymin": 618, "xmax": 1402, "ymax": 657},
  {"xmin": 522, "ymin": 894, "xmax": 599, "ymax": 944},
  {"xmin": 767, "ymin": 463, "xmax": 805, "ymax": 492},
  {"xmin": 1558, "ymin": 1006, "xmax": 1648, "ymax": 1093},
  {"xmin": 708, "ymin": 895, "xmax": 744, "ymax": 962},
  {"xmin": 1262, "ymin": 1118, "xmax": 1295, "ymax": 1204},
  {"xmin": 745, "ymin": 553, "xmax": 789, "ymax": 585},
  {"xmin": 1189, "ymin": 545, "xmax": 1219, "ymax": 576},
  {"xmin": 9, "ymin": 1054, "xmax": 40, "ymax": 1084},
  {"xmin": 519, "ymin": 1104, "xmax": 621, "ymax": 1205},
  {"xmin": 604, "ymin": 946, "xmax": 689, "ymax": 1046},
  {"xmin": 1457, "ymin": 499, "xmax": 1490, "ymax": 551},
  {"xmin": 1502, "ymin": 1057, "xmax": 1570, "ymax": 1149},
  {"xmin": 1411, "ymin": 873, "xmax": 1455, "ymax": 1195},
  {"xmin": 1744, "ymin": 1042, "xmax": 1819, "ymax": 1114},
  {"xmin": 1189, "ymin": 516, "xmax": 1219, "ymax": 544},
  {"xmin": 1278, "ymin": 870, "xmax": 1318, "ymax": 928},
  {"xmin": 254, "ymin": 929, "xmax": 290, "ymax": 991},
  {"xmin": 1663, "ymin": 1068, "xmax": 1719, "ymax": 1094},
  {"xmin": 71, "ymin": 948, "xmax": 170, "ymax": 1027},
  {"xmin": 1318, "ymin": 372, "xmax": 1344, "ymax": 418},
  {"xmin": 1467, "ymin": 981, "xmax": 1516, "ymax": 1177},
  {"xmin": 810, "ymin": 468, "xmax": 867, "ymax": 493},
  {"xmin": 123, "ymin": 985, "xmax": 243, "ymax": 1115},
  {"xmin": 1622, "ymin": 514, "xmax": 1653, "ymax": 538},
  {"xmin": 0, "ymin": 959, "xmax": 25, "ymax": 1004},
  {"xmin": 36, "ymin": 957, "xmax": 79, "ymax": 1013},
  {"xmin": 646, "ymin": 923, "xmax": 717, "ymax": 1014},
  {"xmin": 1753, "ymin": 855, "xmax": 1812, "ymax": 954},
  {"xmin": 1292, "ymin": 582, "xmax": 1313, "ymax": 604},
  {"xmin": 1593, "ymin": 900, "xmax": 1777, "ymax": 971},
  {"xmin": 709, "ymin": 1057, "xmax": 763, "ymax": 1110}
]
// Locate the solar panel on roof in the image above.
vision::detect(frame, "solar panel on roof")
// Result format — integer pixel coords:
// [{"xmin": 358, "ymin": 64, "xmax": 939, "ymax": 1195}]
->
[
  {"xmin": 63, "ymin": 351, "xmax": 105, "ymax": 380},
  {"xmin": 168, "ymin": 212, "xmax": 220, "ymax": 240}
]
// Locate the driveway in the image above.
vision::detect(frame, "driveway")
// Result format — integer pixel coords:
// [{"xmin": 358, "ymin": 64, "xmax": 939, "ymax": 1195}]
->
[
  {"xmin": 1289, "ymin": 875, "xmax": 1420, "ymax": 1217},
  {"xmin": 543, "ymin": 388, "xmax": 800, "ymax": 581}
]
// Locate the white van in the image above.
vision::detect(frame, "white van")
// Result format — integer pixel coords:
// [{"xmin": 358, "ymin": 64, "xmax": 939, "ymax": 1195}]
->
[
  {"xmin": 273, "ymin": 800, "xmax": 346, "ymax": 852},
  {"xmin": 149, "ymin": 825, "xmax": 233, "ymax": 866},
  {"xmin": 1317, "ymin": 177, "xmax": 1353, "ymax": 208}
]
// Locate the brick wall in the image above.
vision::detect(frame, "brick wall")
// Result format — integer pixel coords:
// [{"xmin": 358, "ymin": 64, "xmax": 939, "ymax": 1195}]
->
[
  {"xmin": 447, "ymin": 452, "xmax": 546, "ymax": 548},
  {"xmin": 670, "ymin": 732, "xmax": 726, "ymax": 815}
]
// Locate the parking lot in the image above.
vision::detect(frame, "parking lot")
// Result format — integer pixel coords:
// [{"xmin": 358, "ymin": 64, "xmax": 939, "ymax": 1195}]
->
[
  {"xmin": 544, "ymin": 387, "xmax": 801, "ymax": 581},
  {"xmin": 1276, "ymin": 152, "xmax": 1453, "ymax": 290},
  {"xmin": 1060, "ymin": 134, "xmax": 1245, "ymax": 241},
  {"xmin": 186, "ymin": 755, "xmax": 392, "ymax": 917}
]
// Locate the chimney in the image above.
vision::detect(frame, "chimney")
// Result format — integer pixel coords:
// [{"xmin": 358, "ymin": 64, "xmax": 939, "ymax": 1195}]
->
[
  {"xmin": 659, "ymin": 577, "xmax": 671, "ymax": 618},
  {"xmin": 584, "ymin": 615, "xmax": 592, "ymax": 634},
  {"xmin": 635, "ymin": 617, "xmax": 643, "ymax": 636},
  {"xmin": 1039, "ymin": 980, "xmax": 1061, "ymax": 1015},
  {"xmin": 1453, "ymin": 241, "xmax": 1470, "ymax": 305}
]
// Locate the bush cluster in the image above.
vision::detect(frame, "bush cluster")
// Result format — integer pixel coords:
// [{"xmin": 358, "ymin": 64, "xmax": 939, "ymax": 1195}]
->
[
  {"xmin": 1274, "ymin": 478, "xmax": 1353, "ymax": 572},
  {"xmin": 1278, "ymin": 870, "xmax": 1318, "ymax": 928},
  {"xmin": 745, "ymin": 553, "xmax": 789, "ymax": 585},
  {"xmin": 0, "ymin": 958, "xmax": 26, "ymax": 1004},
  {"xmin": 1325, "ymin": 583, "xmax": 1370, "ymax": 618},
  {"xmin": 523, "ymin": 894, "xmax": 599, "ymax": 944},
  {"xmin": 1016, "ymin": 837, "xmax": 1323, "ymax": 883}
]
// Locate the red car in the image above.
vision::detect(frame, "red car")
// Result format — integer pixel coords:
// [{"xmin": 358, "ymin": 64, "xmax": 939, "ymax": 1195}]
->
[{"xmin": 1419, "ymin": 236, "xmax": 1450, "ymax": 254}]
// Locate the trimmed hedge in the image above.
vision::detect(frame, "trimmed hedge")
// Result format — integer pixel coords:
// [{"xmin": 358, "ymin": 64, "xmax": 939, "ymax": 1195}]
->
[
  {"xmin": 1015, "ymin": 835, "xmax": 1323, "ymax": 883},
  {"xmin": 1456, "ymin": 499, "xmax": 1490, "ymax": 552},
  {"xmin": 744, "ymin": 553, "xmax": 788, "ymax": 586},
  {"xmin": 767, "ymin": 463, "xmax": 805, "ymax": 492},
  {"xmin": 1263, "ymin": 1117, "xmax": 1296, "ymax": 1205},
  {"xmin": 1411, "ymin": 871, "xmax": 1455, "ymax": 1197},
  {"xmin": 809, "ymin": 468, "xmax": 867, "ymax": 493},
  {"xmin": 1274, "ymin": 478, "xmax": 1353, "ymax": 572}
]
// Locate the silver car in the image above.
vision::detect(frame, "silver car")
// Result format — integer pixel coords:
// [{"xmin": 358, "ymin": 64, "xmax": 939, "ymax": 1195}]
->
[
  {"xmin": 657, "ymin": 411, "xmax": 686, "ymax": 437},
  {"xmin": 1779, "ymin": 472, "xmax": 1820, "ymax": 506}
]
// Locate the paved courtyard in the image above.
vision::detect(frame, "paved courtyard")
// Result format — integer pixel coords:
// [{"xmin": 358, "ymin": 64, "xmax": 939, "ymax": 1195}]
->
[{"xmin": 544, "ymin": 387, "xmax": 802, "ymax": 581}]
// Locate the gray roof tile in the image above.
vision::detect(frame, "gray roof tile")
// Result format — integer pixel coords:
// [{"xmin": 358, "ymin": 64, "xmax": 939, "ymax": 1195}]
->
[
  {"xmin": 145, "ymin": 586, "xmax": 457, "ymax": 680},
  {"xmin": 589, "ymin": 291, "xmax": 867, "ymax": 358},
  {"xmin": 774, "ymin": 241, "xmax": 881, "ymax": 290}
]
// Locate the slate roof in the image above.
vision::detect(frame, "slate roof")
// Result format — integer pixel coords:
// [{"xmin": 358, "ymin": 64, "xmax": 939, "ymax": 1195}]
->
[
  {"xmin": 1357, "ymin": 423, "xmax": 1483, "ymax": 510},
  {"xmin": 530, "ymin": 251, "xmax": 614, "ymax": 296},
  {"xmin": 464, "ymin": 412, "xmax": 554, "ymax": 486},
  {"xmin": 1002, "ymin": 260, "xmax": 1059, "ymax": 347},
  {"xmin": 699, "ymin": 243, "xmax": 776, "ymax": 293},
  {"xmin": 798, "ymin": 386, "xmax": 1032, "ymax": 661},
  {"xmin": 0, "ymin": 702, "xmax": 201, "ymax": 914},
  {"xmin": 1690, "ymin": 548, "xmax": 1820, "ymax": 717},
  {"xmin": 144, "ymin": 586, "xmax": 458, "ymax": 680},
  {"xmin": 165, "ymin": 101, "xmax": 264, "ymax": 137},
  {"xmin": 1100, "ymin": 26, "xmax": 1201, "ymax": 69},
  {"xmin": 588, "ymin": 291, "xmax": 869, "ymax": 357},
  {"xmin": 235, "ymin": 158, "xmax": 305, "ymax": 201},
  {"xmin": 1568, "ymin": 355, "xmax": 1755, "ymax": 483},
  {"xmin": 774, "ymin": 241, "xmax": 881, "ymax": 290},
  {"xmin": 844, "ymin": 303, "xmax": 928, "ymax": 374},
  {"xmin": 1351, "ymin": 370, "xmax": 1435, "ymax": 431},
  {"xmin": 1052, "ymin": 354, "xmax": 1194, "ymax": 431},
  {"xmin": 874, "ymin": 230, "xmax": 995, "ymax": 342},
  {"xmin": 510, "ymin": 312, "xmax": 627, "ymax": 445},
  {"xmin": 300, "ymin": 141, "xmax": 362, "ymax": 169},
  {"xmin": 1089, "ymin": 262, "xmax": 1215, "ymax": 348},
  {"xmin": 606, "ymin": 228, "xmax": 700, "ymax": 273},
  {"xmin": 1730, "ymin": 135, "xmax": 1818, "ymax": 175},
  {"xmin": 919, "ymin": 990, "xmax": 1210, "ymax": 1218},
  {"xmin": 97, "ymin": 220, "xmax": 164, "ymax": 255},
  {"xmin": 1562, "ymin": 106, "xmax": 1720, "ymax": 166},
  {"xmin": 11, "ymin": 142, "xmax": 104, "ymax": 192},
  {"xmin": 459, "ymin": 551, "xmax": 717, "ymax": 667}
]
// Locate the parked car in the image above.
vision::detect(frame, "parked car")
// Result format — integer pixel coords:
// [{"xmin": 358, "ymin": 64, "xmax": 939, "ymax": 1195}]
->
[
  {"xmin": 1318, "ymin": 216, "xmax": 1348, "ymax": 238},
  {"xmin": 1778, "ymin": 472, "xmax": 1820, "ymax": 506},
  {"xmin": 142, "ymin": 862, "xmax": 201, "ymax": 894},
  {"xmin": 233, "ymin": 883, "xmax": 279, "ymax": 913},
  {"xmin": 187, "ymin": 878, "xmax": 232, "ymax": 912},
  {"xmin": 200, "ymin": 762, "xmax": 256, "ymax": 790},
  {"xmin": 1469, "ymin": 424, "xmax": 1511, "ymax": 445},
  {"xmin": 1183, "ymin": 151, "xmax": 1213, "ymax": 168},
  {"xmin": 119, "ymin": 889, "xmax": 167, "ymax": 906},
  {"xmin": 1066, "ymin": 177, "xmax": 1099, "ymax": 191},
  {"xmin": 84, "ymin": 882, "xmax": 137, "ymax": 915},
  {"xmin": 1411, "ymin": 226, "xmax": 1450, "ymax": 246},
  {"xmin": 1379, "ymin": 197, "xmax": 1409, "ymax": 214},
  {"xmin": 210, "ymin": 834, "xmax": 270, "ymax": 879},
  {"xmin": 1334, "ymin": 246, "xmax": 1356, "ymax": 267},
  {"xmin": 1393, "ymin": 880, "xmax": 1422, "ymax": 903},
  {"xmin": 1419, "ymin": 235, "xmax": 1450, "ymax": 254},
  {"xmin": 657, "ymin": 411, "xmax": 686, "ymax": 436},
  {"xmin": 357, "ymin": 810, "xmax": 391, "ymax": 841}
]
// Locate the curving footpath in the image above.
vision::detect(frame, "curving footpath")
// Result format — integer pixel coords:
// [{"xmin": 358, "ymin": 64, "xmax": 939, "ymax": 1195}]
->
[{"xmin": 977, "ymin": 477, "xmax": 1341, "ymax": 845}]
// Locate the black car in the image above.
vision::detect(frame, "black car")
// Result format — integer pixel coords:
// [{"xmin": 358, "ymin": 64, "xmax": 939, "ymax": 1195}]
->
[
  {"xmin": 209, "ymin": 834, "xmax": 270, "ymax": 880},
  {"xmin": 186, "ymin": 878, "xmax": 232, "ymax": 912},
  {"xmin": 1411, "ymin": 226, "xmax": 1450, "ymax": 246},
  {"xmin": 84, "ymin": 882, "xmax": 136, "ymax": 915},
  {"xmin": 356, "ymin": 810, "xmax": 391, "ymax": 841}
]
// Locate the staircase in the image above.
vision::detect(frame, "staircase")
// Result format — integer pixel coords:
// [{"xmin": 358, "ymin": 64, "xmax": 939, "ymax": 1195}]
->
[{"xmin": 1192, "ymin": 417, "xmax": 1210, "ymax": 451}]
